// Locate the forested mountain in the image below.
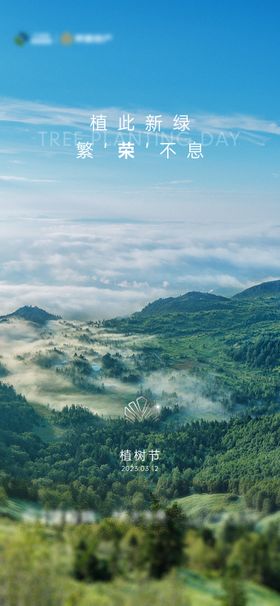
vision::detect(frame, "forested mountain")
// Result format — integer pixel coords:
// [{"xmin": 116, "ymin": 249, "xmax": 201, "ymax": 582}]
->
[
  {"xmin": 0, "ymin": 305, "xmax": 61, "ymax": 325},
  {"xmin": 233, "ymin": 279, "xmax": 280, "ymax": 300},
  {"xmin": 147, "ymin": 279, "xmax": 280, "ymax": 317},
  {"xmin": 104, "ymin": 279, "xmax": 280, "ymax": 414},
  {"xmin": 140, "ymin": 291, "xmax": 231, "ymax": 316}
]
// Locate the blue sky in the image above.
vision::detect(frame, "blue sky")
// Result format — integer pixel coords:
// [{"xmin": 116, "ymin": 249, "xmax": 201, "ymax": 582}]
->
[
  {"xmin": 0, "ymin": 0, "xmax": 279, "ymax": 221},
  {"xmin": 1, "ymin": 0, "xmax": 280, "ymax": 114},
  {"xmin": 0, "ymin": 1, "xmax": 279, "ymax": 317}
]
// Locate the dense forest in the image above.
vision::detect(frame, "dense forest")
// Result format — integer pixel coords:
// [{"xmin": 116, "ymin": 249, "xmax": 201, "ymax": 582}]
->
[
  {"xmin": 0, "ymin": 382, "xmax": 279, "ymax": 517},
  {"xmin": 1, "ymin": 382, "xmax": 280, "ymax": 605},
  {"xmin": 1, "ymin": 284, "xmax": 280, "ymax": 604}
]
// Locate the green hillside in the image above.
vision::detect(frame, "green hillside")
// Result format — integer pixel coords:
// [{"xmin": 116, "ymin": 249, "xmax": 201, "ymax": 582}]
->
[
  {"xmin": 105, "ymin": 279, "xmax": 280, "ymax": 414},
  {"xmin": 234, "ymin": 280, "xmax": 280, "ymax": 300},
  {"xmin": 140, "ymin": 291, "xmax": 231, "ymax": 316},
  {"xmin": 74, "ymin": 572, "xmax": 280, "ymax": 606},
  {"xmin": 175, "ymin": 493, "xmax": 251, "ymax": 523}
]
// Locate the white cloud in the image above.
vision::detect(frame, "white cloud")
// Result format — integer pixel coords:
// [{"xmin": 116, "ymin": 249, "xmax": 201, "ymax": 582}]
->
[
  {"xmin": 0, "ymin": 175, "xmax": 57, "ymax": 183},
  {"xmin": 176, "ymin": 273, "xmax": 253, "ymax": 289},
  {"xmin": 0, "ymin": 219, "xmax": 279, "ymax": 319},
  {"xmin": 0, "ymin": 97, "xmax": 279, "ymax": 140},
  {"xmin": 193, "ymin": 113, "xmax": 280, "ymax": 136},
  {"xmin": 168, "ymin": 179, "xmax": 193, "ymax": 185}
]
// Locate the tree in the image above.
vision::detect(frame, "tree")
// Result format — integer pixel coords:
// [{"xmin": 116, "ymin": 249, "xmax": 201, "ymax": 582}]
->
[
  {"xmin": 72, "ymin": 533, "xmax": 112, "ymax": 582},
  {"xmin": 0, "ymin": 485, "xmax": 7, "ymax": 505},
  {"xmin": 145, "ymin": 504, "xmax": 187, "ymax": 578},
  {"xmin": 222, "ymin": 562, "xmax": 247, "ymax": 606}
]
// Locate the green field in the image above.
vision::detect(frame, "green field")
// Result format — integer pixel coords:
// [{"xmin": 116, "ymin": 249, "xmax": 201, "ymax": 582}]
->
[
  {"xmin": 28, "ymin": 568, "xmax": 280, "ymax": 606},
  {"xmin": 175, "ymin": 493, "xmax": 253, "ymax": 523}
]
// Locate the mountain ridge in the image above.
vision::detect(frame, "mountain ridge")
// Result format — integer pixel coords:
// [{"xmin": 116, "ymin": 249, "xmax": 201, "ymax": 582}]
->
[
  {"xmin": 138, "ymin": 279, "xmax": 280, "ymax": 317},
  {"xmin": 140, "ymin": 291, "xmax": 231, "ymax": 316},
  {"xmin": 1, "ymin": 279, "xmax": 280, "ymax": 323},
  {"xmin": 0, "ymin": 305, "xmax": 61, "ymax": 325},
  {"xmin": 233, "ymin": 279, "xmax": 280, "ymax": 300}
]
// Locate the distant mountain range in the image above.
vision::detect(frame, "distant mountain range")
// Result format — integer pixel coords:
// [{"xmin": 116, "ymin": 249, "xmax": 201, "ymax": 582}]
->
[
  {"xmin": 0, "ymin": 305, "xmax": 61, "ymax": 325},
  {"xmin": 0, "ymin": 279, "xmax": 280, "ymax": 324},
  {"xmin": 139, "ymin": 279, "xmax": 280, "ymax": 317}
]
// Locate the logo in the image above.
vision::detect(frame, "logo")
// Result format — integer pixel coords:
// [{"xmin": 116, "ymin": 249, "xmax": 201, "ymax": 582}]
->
[
  {"xmin": 124, "ymin": 396, "xmax": 161, "ymax": 423},
  {"xmin": 60, "ymin": 32, "xmax": 74, "ymax": 46},
  {"xmin": 14, "ymin": 32, "xmax": 29, "ymax": 46}
]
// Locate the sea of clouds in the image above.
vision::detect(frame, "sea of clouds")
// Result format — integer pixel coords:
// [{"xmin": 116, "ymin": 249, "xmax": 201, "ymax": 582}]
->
[{"xmin": 0, "ymin": 218, "xmax": 279, "ymax": 320}]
